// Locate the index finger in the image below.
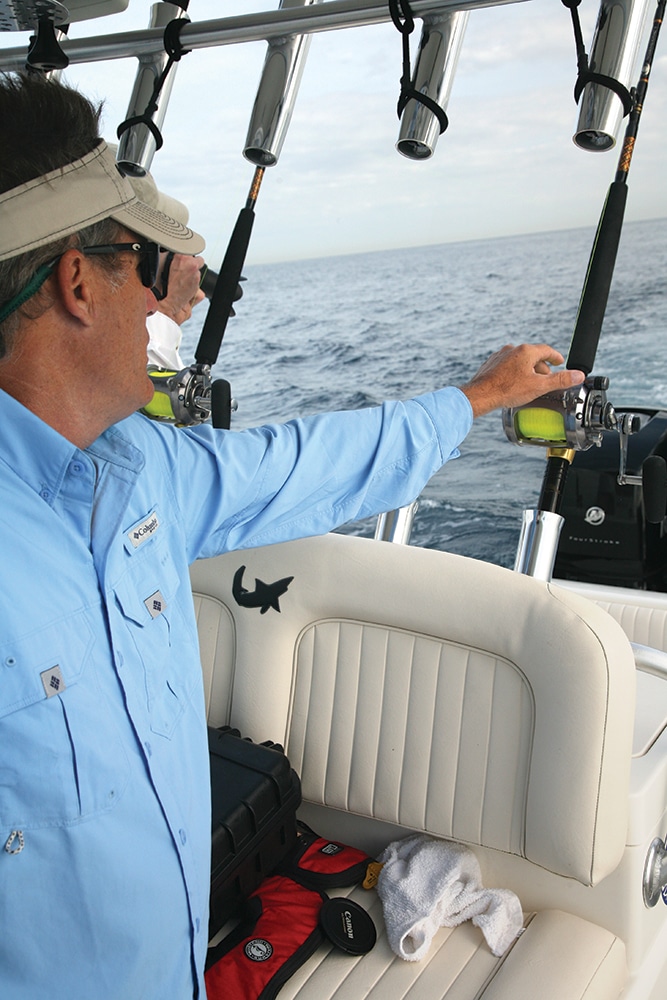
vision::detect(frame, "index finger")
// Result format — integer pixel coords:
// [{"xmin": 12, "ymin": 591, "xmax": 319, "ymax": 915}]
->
[{"xmin": 530, "ymin": 344, "xmax": 566, "ymax": 368}]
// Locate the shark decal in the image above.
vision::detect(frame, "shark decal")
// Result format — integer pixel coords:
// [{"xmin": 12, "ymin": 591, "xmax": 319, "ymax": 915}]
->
[{"xmin": 232, "ymin": 565, "xmax": 294, "ymax": 614}]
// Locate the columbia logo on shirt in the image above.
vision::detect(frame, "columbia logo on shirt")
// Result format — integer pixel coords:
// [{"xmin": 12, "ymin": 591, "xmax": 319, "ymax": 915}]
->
[
  {"xmin": 40, "ymin": 665, "xmax": 66, "ymax": 698},
  {"xmin": 144, "ymin": 591, "xmax": 167, "ymax": 619},
  {"xmin": 128, "ymin": 512, "xmax": 160, "ymax": 548}
]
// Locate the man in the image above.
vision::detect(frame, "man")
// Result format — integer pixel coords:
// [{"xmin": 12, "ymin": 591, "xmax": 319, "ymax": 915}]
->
[
  {"xmin": 0, "ymin": 73, "xmax": 584, "ymax": 1000},
  {"xmin": 126, "ymin": 167, "xmax": 206, "ymax": 369}
]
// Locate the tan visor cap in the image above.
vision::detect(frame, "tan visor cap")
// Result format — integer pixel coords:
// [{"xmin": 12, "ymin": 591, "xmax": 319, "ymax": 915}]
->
[{"xmin": 0, "ymin": 141, "xmax": 205, "ymax": 261}]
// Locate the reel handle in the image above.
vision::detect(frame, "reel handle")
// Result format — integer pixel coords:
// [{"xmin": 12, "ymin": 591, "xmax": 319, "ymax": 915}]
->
[{"xmin": 643, "ymin": 455, "xmax": 667, "ymax": 524}]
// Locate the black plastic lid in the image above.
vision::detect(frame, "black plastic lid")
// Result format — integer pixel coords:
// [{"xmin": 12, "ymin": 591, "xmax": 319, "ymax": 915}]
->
[{"xmin": 319, "ymin": 897, "xmax": 377, "ymax": 955}]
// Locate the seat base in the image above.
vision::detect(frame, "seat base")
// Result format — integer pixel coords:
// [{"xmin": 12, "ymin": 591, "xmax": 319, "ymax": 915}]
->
[{"xmin": 262, "ymin": 883, "xmax": 626, "ymax": 1000}]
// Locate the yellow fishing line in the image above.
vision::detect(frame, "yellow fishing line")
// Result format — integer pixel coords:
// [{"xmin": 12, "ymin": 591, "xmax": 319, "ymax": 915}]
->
[{"xmin": 515, "ymin": 407, "xmax": 566, "ymax": 444}]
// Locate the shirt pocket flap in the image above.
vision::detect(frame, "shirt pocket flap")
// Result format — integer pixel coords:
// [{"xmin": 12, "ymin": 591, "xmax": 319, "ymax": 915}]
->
[
  {"xmin": 0, "ymin": 611, "xmax": 94, "ymax": 719},
  {"xmin": 114, "ymin": 539, "xmax": 181, "ymax": 627}
]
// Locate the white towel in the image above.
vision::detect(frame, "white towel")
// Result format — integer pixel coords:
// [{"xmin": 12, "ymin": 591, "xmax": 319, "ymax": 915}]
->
[{"xmin": 376, "ymin": 834, "xmax": 523, "ymax": 960}]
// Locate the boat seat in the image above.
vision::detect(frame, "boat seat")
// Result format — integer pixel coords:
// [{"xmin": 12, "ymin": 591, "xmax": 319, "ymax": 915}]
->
[
  {"xmin": 190, "ymin": 533, "xmax": 636, "ymax": 998},
  {"xmin": 276, "ymin": 891, "xmax": 626, "ymax": 1000},
  {"xmin": 555, "ymin": 578, "xmax": 667, "ymax": 654}
]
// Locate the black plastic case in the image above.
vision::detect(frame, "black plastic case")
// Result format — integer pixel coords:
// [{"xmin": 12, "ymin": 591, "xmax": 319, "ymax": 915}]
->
[{"xmin": 208, "ymin": 727, "xmax": 302, "ymax": 938}]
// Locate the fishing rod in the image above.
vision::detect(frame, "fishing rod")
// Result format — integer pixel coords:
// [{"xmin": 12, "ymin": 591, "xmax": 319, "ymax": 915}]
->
[
  {"xmin": 190, "ymin": 0, "xmax": 316, "ymax": 429},
  {"xmin": 503, "ymin": 0, "xmax": 666, "ymax": 579},
  {"xmin": 568, "ymin": 0, "xmax": 666, "ymax": 376},
  {"xmin": 194, "ymin": 167, "xmax": 265, "ymax": 428}
]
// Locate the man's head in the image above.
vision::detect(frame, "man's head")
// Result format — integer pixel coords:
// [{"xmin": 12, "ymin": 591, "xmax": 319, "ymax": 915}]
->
[{"xmin": 0, "ymin": 72, "xmax": 204, "ymax": 359}]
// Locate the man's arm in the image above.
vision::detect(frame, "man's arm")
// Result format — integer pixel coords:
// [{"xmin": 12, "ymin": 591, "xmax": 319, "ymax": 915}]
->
[{"xmin": 137, "ymin": 340, "xmax": 583, "ymax": 560}]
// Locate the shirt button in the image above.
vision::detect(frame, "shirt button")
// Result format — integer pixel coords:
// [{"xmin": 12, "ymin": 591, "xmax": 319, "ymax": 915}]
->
[
  {"xmin": 179, "ymin": 829, "xmax": 187, "ymax": 845},
  {"xmin": 144, "ymin": 741, "xmax": 152, "ymax": 757},
  {"xmin": 39, "ymin": 489, "xmax": 50, "ymax": 501},
  {"xmin": 70, "ymin": 461, "xmax": 84, "ymax": 475},
  {"xmin": 116, "ymin": 652, "xmax": 124, "ymax": 668}
]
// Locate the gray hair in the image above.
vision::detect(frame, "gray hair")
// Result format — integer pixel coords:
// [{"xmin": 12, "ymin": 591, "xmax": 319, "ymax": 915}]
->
[{"xmin": 0, "ymin": 218, "xmax": 126, "ymax": 360}]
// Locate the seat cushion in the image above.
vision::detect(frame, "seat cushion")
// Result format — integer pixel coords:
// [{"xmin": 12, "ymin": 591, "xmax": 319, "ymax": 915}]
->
[{"xmin": 250, "ymin": 884, "xmax": 626, "ymax": 999}]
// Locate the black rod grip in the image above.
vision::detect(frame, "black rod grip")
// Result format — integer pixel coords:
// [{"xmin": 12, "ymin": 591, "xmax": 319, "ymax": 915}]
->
[
  {"xmin": 538, "ymin": 455, "xmax": 571, "ymax": 514},
  {"xmin": 195, "ymin": 207, "xmax": 255, "ymax": 366},
  {"xmin": 567, "ymin": 180, "xmax": 628, "ymax": 376}
]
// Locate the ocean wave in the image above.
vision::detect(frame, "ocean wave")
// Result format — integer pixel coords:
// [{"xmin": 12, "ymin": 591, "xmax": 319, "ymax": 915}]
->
[{"xmin": 181, "ymin": 218, "xmax": 667, "ymax": 566}]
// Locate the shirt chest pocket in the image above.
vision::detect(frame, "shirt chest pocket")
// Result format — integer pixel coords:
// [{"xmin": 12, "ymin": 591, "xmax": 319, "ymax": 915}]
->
[
  {"xmin": 113, "ymin": 537, "xmax": 198, "ymax": 739},
  {"xmin": 0, "ymin": 611, "xmax": 130, "ymax": 830}
]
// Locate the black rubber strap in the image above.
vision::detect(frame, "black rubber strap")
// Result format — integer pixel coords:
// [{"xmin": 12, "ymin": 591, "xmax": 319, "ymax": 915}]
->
[
  {"xmin": 398, "ymin": 87, "xmax": 449, "ymax": 132},
  {"xmin": 163, "ymin": 17, "xmax": 192, "ymax": 61},
  {"xmin": 574, "ymin": 70, "xmax": 634, "ymax": 116},
  {"xmin": 561, "ymin": 0, "xmax": 633, "ymax": 116},
  {"xmin": 388, "ymin": 0, "xmax": 448, "ymax": 133},
  {"xmin": 116, "ymin": 18, "xmax": 191, "ymax": 148},
  {"xmin": 116, "ymin": 115, "xmax": 164, "ymax": 149}
]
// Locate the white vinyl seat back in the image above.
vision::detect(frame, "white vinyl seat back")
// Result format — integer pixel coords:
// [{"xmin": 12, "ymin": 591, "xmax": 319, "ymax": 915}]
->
[
  {"xmin": 555, "ymin": 578, "xmax": 667, "ymax": 653},
  {"xmin": 190, "ymin": 533, "xmax": 636, "ymax": 887}
]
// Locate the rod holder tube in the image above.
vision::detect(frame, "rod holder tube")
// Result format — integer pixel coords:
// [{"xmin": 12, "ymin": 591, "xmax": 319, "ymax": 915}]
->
[
  {"xmin": 116, "ymin": 1, "xmax": 189, "ymax": 176},
  {"xmin": 396, "ymin": 10, "xmax": 468, "ymax": 159},
  {"xmin": 375, "ymin": 503, "xmax": 419, "ymax": 544},
  {"xmin": 574, "ymin": 0, "xmax": 653, "ymax": 151},
  {"xmin": 244, "ymin": 0, "xmax": 318, "ymax": 167},
  {"xmin": 513, "ymin": 509, "xmax": 565, "ymax": 581}
]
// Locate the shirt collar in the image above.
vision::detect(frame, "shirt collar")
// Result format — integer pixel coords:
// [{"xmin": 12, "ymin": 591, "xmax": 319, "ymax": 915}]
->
[{"xmin": 0, "ymin": 389, "xmax": 145, "ymax": 500}]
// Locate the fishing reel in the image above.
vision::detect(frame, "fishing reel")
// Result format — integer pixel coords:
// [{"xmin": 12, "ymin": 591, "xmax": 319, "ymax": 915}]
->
[
  {"xmin": 143, "ymin": 364, "xmax": 213, "ymax": 426},
  {"xmin": 504, "ymin": 376, "xmax": 667, "ymax": 523},
  {"xmin": 503, "ymin": 375, "xmax": 619, "ymax": 451}
]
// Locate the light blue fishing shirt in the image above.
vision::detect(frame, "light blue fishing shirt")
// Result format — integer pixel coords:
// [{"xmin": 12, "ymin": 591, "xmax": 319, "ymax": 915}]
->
[{"xmin": 0, "ymin": 384, "xmax": 472, "ymax": 1000}]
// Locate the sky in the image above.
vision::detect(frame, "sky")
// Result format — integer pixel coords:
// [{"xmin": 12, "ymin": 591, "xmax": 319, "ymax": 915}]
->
[{"xmin": 3, "ymin": 0, "xmax": 666, "ymax": 265}]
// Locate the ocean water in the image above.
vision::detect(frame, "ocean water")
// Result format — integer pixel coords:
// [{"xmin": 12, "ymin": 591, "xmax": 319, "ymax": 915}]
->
[{"xmin": 179, "ymin": 217, "xmax": 667, "ymax": 569}]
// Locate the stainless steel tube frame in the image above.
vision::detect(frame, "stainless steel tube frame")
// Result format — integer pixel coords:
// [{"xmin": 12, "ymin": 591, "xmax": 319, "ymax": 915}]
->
[
  {"xmin": 375, "ymin": 502, "xmax": 419, "ymax": 543},
  {"xmin": 513, "ymin": 508, "xmax": 564, "ymax": 580},
  {"xmin": 244, "ymin": 0, "xmax": 319, "ymax": 166},
  {"xmin": 631, "ymin": 642, "xmax": 667, "ymax": 681},
  {"xmin": 573, "ymin": 0, "xmax": 653, "ymax": 151},
  {"xmin": 0, "ymin": 0, "xmax": 526, "ymax": 72},
  {"xmin": 116, "ymin": 1, "xmax": 190, "ymax": 176},
  {"xmin": 396, "ymin": 10, "xmax": 468, "ymax": 159}
]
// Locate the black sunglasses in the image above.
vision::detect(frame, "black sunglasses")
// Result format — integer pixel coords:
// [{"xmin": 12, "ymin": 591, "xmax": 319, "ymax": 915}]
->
[
  {"xmin": 0, "ymin": 241, "xmax": 162, "ymax": 325},
  {"xmin": 81, "ymin": 241, "xmax": 161, "ymax": 290}
]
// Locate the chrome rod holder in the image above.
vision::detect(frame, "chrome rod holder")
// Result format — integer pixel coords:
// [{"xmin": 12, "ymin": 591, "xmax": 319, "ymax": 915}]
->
[
  {"xmin": 513, "ymin": 509, "xmax": 564, "ymax": 581},
  {"xmin": 244, "ymin": 0, "xmax": 319, "ymax": 166},
  {"xmin": 396, "ymin": 9, "xmax": 468, "ymax": 159},
  {"xmin": 574, "ymin": 0, "xmax": 653, "ymax": 151},
  {"xmin": 116, "ymin": 1, "xmax": 189, "ymax": 176},
  {"xmin": 375, "ymin": 502, "xmax": 419, "ymax": 544}
]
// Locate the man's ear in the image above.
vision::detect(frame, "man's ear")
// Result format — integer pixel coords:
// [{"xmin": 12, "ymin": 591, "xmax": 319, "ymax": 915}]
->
[{"xmin": 54, "ymin": 249, "xmax": 97, "ymax": 326}]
